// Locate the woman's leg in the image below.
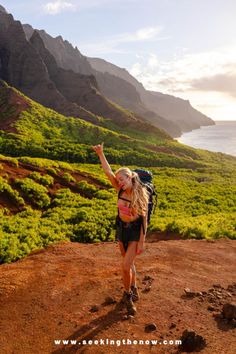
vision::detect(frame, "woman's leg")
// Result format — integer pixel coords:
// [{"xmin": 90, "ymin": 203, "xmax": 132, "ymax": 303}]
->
[
  {"xmin": 118, "ymin": 242, "xmax": 136, "ymax": 287},
  {"xmin": 122, "ymin": 241, "xmax": 138, "ymax": 292},
  {"xmin": 131, "ymin": 262, "xmax": 136, "ymax": 287},
  {"xmin": 122, "ymin": 242, "xmax": 138, "ymax": 314},
  {"xmin": 118, "ymin": 241, "xmax": 126, "ymax": 257}
]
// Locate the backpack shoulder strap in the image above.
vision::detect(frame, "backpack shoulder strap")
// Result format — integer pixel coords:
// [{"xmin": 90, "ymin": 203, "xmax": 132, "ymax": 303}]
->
[{"xmin": 118, "ymin": 188, "xmax": 123, "ymax": 199}]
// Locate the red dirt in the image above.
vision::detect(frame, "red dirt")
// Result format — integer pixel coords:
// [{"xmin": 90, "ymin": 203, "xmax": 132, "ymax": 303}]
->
[{"xmin": 0, "ymin": 238, "xmax": 235, "ymax": 354}]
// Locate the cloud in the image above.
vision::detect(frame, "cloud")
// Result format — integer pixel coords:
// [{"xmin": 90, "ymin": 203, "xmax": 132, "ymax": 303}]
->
[
  {"xmin": 42, "ymin": 0, "xmax": 147, "ymax": 14},
  {"xmin": 129, "ymin": 46, "xmax": 236, "ymax": 120},
  {"xmin": 43, "ymin": 0, "xmax": 76, "ymax": 15},
  {"xmin": 121, "ymin": 26, "xmax": 163, "ymax": 42},
  {"xmin": 190, "ymin": 72, "xmax": 236, "ymax": 98},
  {"xmin": 130, "ymin": 46, "xmax": 236, "ymax": 94},
  {"xmin": 79, "ymin": 26, "xmax": 167, "ymax": 55}
]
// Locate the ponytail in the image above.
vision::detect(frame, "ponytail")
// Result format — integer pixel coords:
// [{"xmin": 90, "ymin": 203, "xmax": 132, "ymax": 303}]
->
[{"xmin": 131, "ymin": 171, "xmax": 149, "ymax": 216}]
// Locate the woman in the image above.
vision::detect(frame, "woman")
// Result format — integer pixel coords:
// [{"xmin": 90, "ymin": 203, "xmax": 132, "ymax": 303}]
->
[{"xmin": 92, "ymin": 142, "xmax": 149, "ymax": 316}]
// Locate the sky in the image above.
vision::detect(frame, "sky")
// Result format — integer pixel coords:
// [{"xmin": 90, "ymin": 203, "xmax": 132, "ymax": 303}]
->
[{"xmin": 1, "ymin": 0, "xmax": 236, "ymax": 121}]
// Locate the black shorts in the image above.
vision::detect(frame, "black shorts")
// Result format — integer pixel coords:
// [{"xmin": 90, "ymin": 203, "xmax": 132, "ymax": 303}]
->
[{"xmin": 115, "ymin": 215, "xmax": 143, "ymax": 252}]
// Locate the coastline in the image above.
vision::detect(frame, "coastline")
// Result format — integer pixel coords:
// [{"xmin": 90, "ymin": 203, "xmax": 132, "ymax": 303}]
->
[{"xmin": 175, "ymin": 121, "xmax": 236, "ymax": 157}]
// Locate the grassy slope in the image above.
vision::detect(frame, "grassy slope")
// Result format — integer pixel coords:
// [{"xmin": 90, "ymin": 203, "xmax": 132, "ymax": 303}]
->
[
  {"xmin": 1, "ymin": 83, "xmax": 236, "ymax": 170},
  {"xmin": 0, "ymin": 83, "xmax": 235, "ymax": 263}
]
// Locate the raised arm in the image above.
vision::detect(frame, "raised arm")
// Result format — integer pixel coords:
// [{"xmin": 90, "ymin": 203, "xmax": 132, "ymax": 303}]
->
[{"xmin": 92, "ymin": 143, "xmax": 119, "ymax": 191}]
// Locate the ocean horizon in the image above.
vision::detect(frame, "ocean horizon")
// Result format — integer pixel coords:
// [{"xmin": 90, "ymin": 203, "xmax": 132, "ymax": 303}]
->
[{"xmin": 177, "ymin": 120, "xmax": 236, "ymax": 157}]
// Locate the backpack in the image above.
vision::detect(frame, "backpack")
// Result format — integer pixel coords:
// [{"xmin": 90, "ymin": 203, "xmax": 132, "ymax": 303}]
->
[{"xmin": 132, "ymin": 169, "xmax": 157, "ymax": 224}]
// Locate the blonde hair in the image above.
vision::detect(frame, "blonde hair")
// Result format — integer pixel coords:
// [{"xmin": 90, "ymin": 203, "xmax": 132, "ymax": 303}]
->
[{"xmin": 115, "ymin": 167, "xmax": 149, "ymax": 216}]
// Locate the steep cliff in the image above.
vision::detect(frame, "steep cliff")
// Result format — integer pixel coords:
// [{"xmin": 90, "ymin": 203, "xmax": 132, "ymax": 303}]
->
[
  {"xmin": 89, "ymin": 57, "xmax": 215, "ymax": 134},
  {"xmin": 0, "ymin": 11, "xmax": 98, "ymax": 124},
  {"xmin": 23, "ymin": 24, "xmax": 92, "ymax": 75},
  {"xmin": 22, "ymin": 25, "xmax": 181, "ymax": 136},
  {"xmin": 0, "ymin": 11, "xmax": 168, "ymax": 136}
]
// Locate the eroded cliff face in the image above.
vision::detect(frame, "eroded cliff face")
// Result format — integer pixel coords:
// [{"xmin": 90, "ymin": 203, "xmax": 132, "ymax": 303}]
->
[
  {"xmin": 23, "ymin": 23, "xmax": 92, "ymax": 75},
  {"xmin": 0, "ymin": 13, "xmax": 129, "ymax": 128},
  {"xmin": 21, "ymin": 21, "xmax": 213, "ymax": 138},
  {"xmin": 0, "ymin": 14, "xmax": 63, "ymax": 111},
  {"xmin": 23, "ymin": 10, "xmax": 215, "ymax": 137},
  {"xmin": 0, "ymin": 4, "xmax": 7, "ymax": 13},
  {"xmin": 1, "ymin": 10, "xmax": 169, "ymax": 139},
  {"xmin": 0, "ymin": 12, "xmax": 92, "ymax": 123},
  {"xmin": 141, "ymin": 90, "xmax": 214, "ymax": 133},
  {"xmin": 89, "ymin": 57, "xmax": 215, "ymax": 134},
  {"xmin": 21, "ymin": 25, "xmax": 181, "ymax": 137},
  {"xmin": 27, "ymin": 31, "xmax": 147, "ymax": 128}
]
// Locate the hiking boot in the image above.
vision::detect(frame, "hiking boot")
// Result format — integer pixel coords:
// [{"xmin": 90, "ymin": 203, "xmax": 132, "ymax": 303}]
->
[
  {"xmin": 131, "ymin": 285, "xmax": 140, "ymax": 302},
  {"xmin": 120, "ymin": 291, "xmax": 127, "ymax": 304},
  {"xmin": 124, "ymin": 291, "xmax": 137, "ymax": 316}
]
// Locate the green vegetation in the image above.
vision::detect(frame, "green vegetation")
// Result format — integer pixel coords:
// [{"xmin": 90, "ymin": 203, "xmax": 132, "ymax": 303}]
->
[
  {"xmin": 0, "ymin": 208, "xmax": 70, "ymax": 264},
  {"xmin": 0, "ymin": 154, "xmax": 19, "ymax": 167},
  {"xmin": 61, "ymin": 172, "xmax": 76, "ymax": 183},
  {"xmin": 0, "ymin": 86, "xmax": 225, "ymax": 170},
  {"xmin": 29, "ymin": 172, "xmax": 54, "ymax": 186},
  {"xmin": 148, "ymin": 168, "xmax": 236, "ymax": 240},
  {"xmin": 0, "ymin": 176, "xmax": 25, "ymax": 207},
  {"xmin": 0, "ymin": 170, "xmax": 117, "ymax": 263},
  {"xmin": 14, "ymin": 178, "xmax": 51, "ymax": 208},
  {"xmin": 76, "ymin": 180, "xmax": 98, "ymax": 195},
  {"xmin": 0, "ymin": 84, "xmax": 235, "ymax": 264},
  {"xmin": 0, "ymin": 155, "xmax": 235, "ymax": 264}
]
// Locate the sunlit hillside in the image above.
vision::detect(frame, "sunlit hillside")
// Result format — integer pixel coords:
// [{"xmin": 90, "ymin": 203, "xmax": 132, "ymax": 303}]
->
[{"xmin": 0, "ymin": 81, "xmax": 236, "ymax": 264}]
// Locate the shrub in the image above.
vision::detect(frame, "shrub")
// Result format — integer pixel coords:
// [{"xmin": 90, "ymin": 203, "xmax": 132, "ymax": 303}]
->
[
  {"xmin": 0, "ymin": 155, "xmax": 19, "ymax": 167},
  {"xmin": 0, "ymin": 177, "xmax": 25, "ymax": 206},
  {"xmin": 61, "ymin": 172, "xmax": 76, "ymax": 183},
  {"xmin": 46, "ymin": 167, "xmax": 59, "ymax": 176},
  {"xmin": 29, "ymin": 172, "xmax": 54, "ymax": 186},
  {"xmin": 15, "ymin": 178, "xmax": 50, "ymax": 208},
  {"xmin": 94, "ymin": 189, "xmax": 113, "ymax": 200},
  {"xmin": 76, "ymin": 180, "xmax": 98, "ymax": 195}
]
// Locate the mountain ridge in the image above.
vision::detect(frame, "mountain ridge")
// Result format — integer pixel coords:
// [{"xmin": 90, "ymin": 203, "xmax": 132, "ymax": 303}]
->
[
  {"xmin": 23, "ymin": 23, "xmax": 92, "ymax": 75},
  {"xmin": 88, "ymin": 57, "xmax": 215, "ymax": 133},
  {"xmin": 21, "ymin": 22, "xmax": 214, "ymax": 137},
  {"xmin": 0, "ymin": 9, "xmax": 170, "ymax": 139}
]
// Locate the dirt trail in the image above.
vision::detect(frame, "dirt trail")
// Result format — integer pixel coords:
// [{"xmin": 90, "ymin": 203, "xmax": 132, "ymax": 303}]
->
[{"xmin": 0, "ymin": 237, "xmax": 235, "ymax": 354}]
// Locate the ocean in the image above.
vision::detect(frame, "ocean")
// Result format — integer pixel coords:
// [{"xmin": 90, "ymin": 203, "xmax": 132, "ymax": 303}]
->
[{"xmin": 177, "ymin": 121, "xmax": 236, "ymax": 157}]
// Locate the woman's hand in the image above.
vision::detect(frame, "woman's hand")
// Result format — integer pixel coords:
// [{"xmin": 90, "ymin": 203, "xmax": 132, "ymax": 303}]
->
[
  {"xmin": 136, "ymin": 240, "xmax": 145, "ymax": 255},
  {"xmin": 92, "ymin": 142, "xmax": 104, "ymax": 156}
]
